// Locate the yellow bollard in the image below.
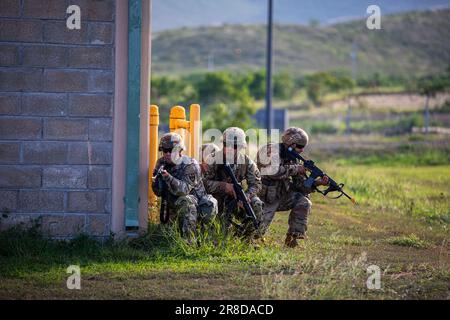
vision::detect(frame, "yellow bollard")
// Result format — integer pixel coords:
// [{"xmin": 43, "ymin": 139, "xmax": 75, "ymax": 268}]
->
[
  {"xmin": 169, "ymin": 105, "xmax": 190, "ymax": 155},
  {"xmin": 189, "ymin": 104, "xmax": 201, "ymax": 161},
  {"xmin": 169, "ymin": 105, "xmax": 202, "ymax": 158},
  {"xmin": 169, "ymin": 106, "xmax": 187, "ymax": 132},
  {"xmin": 148, "ymin": 105, "xmax": 159, "ymax": 206}
]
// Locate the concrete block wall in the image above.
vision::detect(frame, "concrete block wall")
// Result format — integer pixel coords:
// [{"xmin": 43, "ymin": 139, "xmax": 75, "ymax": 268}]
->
[{"xmin": 0, "ymin": 0, "xmax": 116, "ymax": 238}]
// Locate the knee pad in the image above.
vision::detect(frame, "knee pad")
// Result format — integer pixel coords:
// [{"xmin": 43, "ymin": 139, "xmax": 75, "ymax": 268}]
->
[
  {"xmin": 295, "ymin": 195, "xmax": 311, "ymax": 211},
  {"xmin": 198, "ymin": 194, "xmax": 218, "ymax": 219},
  {"xmin": 251, "ymin": 196, "xmax": 263, "ymax": 209},
  {"xmin": 175, "ymin": 195, "xmax": 197, "ymax": 207}
]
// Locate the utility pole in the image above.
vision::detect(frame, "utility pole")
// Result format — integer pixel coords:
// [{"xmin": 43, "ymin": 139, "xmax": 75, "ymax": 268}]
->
[
  {"xmin": 207, "ymin": 51, "xmax": 214, "ymax": 71},
  {"xmin": 265, "ymin": 0, "xmax": 274, "ymax": 135},
  {"xmin": 346, "ymin": 41, "xmax": 358, "ymax": 135},
  {"xmin": 424, "ymin": 94, "xmax": 430, "ymax": 134}
]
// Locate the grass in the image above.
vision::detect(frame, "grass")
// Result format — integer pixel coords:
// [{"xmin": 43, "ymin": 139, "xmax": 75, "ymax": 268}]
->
[
  {"xmin": 1, "ymin": 148, "xmax": 449, "ymax": 299},
  {"xmin": 332, "ymin": 147, "xmax": 450, "ymax": 167},
  {"xmin": 386, "ymin": 234, "xmax": 430, "ymax": 249},
  {"xmin": 324, "ymin": 165, "xmax": 450, "ymax": 225},
  {"xmin": 291, "ymin": 112, "xmax": 430, "ymax": 136}
]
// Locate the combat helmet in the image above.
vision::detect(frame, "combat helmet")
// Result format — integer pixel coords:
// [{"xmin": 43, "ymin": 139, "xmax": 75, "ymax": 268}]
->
[
  {"xmin": 281, "ymin": 127, "xmax": 309, "ymax": 148},
  {"xmin": 159, "ymin": 132, "xmax": 185, "ymax": 152},
  {"xmin": 201, "ymin": 143, "xmax": 220, "ymax": 157},
  {"xmin": 222, "ymin": 127, "xmax": 247, "ymax": 149}
]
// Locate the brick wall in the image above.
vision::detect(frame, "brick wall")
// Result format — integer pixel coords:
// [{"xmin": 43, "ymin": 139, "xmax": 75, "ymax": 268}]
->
[{"xmin": 0, "ymin": 0, "xmax": 115, "ymax": 238}]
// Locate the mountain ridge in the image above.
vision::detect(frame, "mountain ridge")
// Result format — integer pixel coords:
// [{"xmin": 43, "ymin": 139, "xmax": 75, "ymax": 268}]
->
[{"xmin": 152, "ymin": 9, "xmax": 450, "ymax": 77}]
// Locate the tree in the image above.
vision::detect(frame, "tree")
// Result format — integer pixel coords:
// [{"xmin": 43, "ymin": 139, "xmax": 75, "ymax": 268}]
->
[
  {"xmin": 151, "ymin": 76, "xmax": 197, "ymax": 114},
  {"xmin": 247, "ymin": 70, "xmax": 266, "ymax": 100},
  {"xmin": 189, "ymin": 71, "xmax": 259, "ymax": 131},
  {"xmin": 416, "ymin": 73, "xmax": 450, "ymax": 133},
  {"xmin": 304, "ymin": 71, "xmax": 355, "ymax": 106},
  {"xmin": 273, "ymin": 72, "xmax": 295, "ymax": 99},
  {"xmin": 195, "ymin": 72, "xmax": 235, "ymax": 103},
  {"xmin": 304, "ymin": 72, "xmax": 333, "ymax": 105}
]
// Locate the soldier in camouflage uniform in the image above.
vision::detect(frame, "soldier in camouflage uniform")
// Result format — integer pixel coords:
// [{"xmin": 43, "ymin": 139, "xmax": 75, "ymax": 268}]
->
[
  {"xmin": 257, "ymin": 127, "xmax": 329, "ymax": 247},
  {"xmin": 200, "ymin": 143, "xmax": 220, "ymax": 175},
  {"xmin": 152, "ymin": 133, "xmax": 218, "ymax": 241},
  {"xmin": 203, "ymin": 127, "xmax": 263, "ymax": 238}
]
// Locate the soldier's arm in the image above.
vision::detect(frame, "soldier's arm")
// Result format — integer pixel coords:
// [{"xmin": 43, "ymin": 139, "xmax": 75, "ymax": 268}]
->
[
  {"xmin": 151, "ymin": 158, "xmax": 164, "ymax": 197},
  {"xmin": 202, "ymin": 163, "xmax": 227, "ymax": 194},
  {"xmin": 258, "ymin": 158, "xmax": 301, "ymax": 180},
  {"xmin": 294, "ymin": 176, "xmax": 315, "ymax": 195},
  {"xmin": 257, "ymin": 144, "xmax": 301, "ymax": 180},
  {"xmin": 245, "ymin": 159, "xmax": 262, "ymax": 198},
  {"xmin": 163, "ymin": 163, "xmax": 200, "ymax": 197}
]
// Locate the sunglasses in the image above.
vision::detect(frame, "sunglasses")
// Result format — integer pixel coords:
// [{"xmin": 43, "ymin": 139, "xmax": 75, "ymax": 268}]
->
[
  {"xmin": 161, "ymin": 147, "xmax": 173, "ymax": 153},
  {"xmin": 293, "ymin": 144, "xmax": 305, "ymax": 149}
]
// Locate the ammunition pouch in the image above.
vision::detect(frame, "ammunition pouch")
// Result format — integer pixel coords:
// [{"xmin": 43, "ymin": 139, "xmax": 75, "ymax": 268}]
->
[{"xmin": 261, "ymin": 183, "xmax": 278, "ymax": 204}]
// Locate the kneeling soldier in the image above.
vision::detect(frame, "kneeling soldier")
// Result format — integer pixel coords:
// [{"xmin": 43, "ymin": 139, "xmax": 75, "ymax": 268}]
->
[
  {"xmin": 152, "ymin": 133, "xmax": 218, "ymax": 241},
  {"xmin": 200, "ymin": 143, "xmax": 220, "ymax": 175},
  {"xmin": 257, "ymin": 127, "xmax": 329, "ymax": 248},
  {"xmin": 203, "ymin": 127, "xmax": 263, "ymax": 238}
]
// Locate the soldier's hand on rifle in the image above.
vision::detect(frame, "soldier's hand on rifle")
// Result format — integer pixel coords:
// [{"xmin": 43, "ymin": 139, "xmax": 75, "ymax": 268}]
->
[
  {"xmin": 315, "ymin": 175, "xmax": 329, "ymax": 186},
  {"xmin": 161, "ymin": 169, "xmax": 169, "ymax": 178},
  {"xmin": 237, "ymin": 194, "xmax": 251, "ymax": 209},
  {"xmin": 297, "ymin": 165, "xmax": 307, "ymax": 176},
  {"xmin": 225, "ymin": 183, "xmax": 237, "ymax": 198},
  {"xmin": 200, "ymin": 163, "xmax": 208, "ymax": 173}
]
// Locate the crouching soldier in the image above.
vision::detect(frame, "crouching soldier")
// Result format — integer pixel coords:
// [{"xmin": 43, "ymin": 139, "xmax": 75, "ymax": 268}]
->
[
  {"xmin": 203, "ymin": 127, "xmax": 263, "ymax": 238},
  {"xmin": 257, "ymin": 127, "xmax": 329, "ymax": 248},
  {"xmin": 152, "ymin": 133, "xmax": 218, "ymax": 242},
  {"xmin": 200, "ymin": 143, "xmax": 220, "ymax": 175}
]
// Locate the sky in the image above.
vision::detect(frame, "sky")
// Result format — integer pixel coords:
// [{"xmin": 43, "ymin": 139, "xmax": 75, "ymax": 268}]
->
[{"xmin": 152, "ymin": 0, "xmax": 450, "ymax": 31}]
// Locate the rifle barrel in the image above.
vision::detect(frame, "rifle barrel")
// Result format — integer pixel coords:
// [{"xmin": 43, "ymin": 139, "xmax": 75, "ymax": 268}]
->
[
  {"xmin": 287, "ymin": 147, "xmax": 356, "ymax": 205},
  {"xmin": 224, "ymin": 163, "xmax": 260, "ymax": 230}
]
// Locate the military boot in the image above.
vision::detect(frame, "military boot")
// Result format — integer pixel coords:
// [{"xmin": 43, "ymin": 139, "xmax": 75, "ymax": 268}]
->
[
  {"xmin": 284, "ymin": 233, "xmax": 298, "ymax": 248},
  {"xmin": 284, "ymin": 232, "xmax": 307, "ymax": 248}
]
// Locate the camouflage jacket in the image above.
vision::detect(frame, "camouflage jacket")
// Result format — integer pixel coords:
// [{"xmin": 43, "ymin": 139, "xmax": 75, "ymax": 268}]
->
[
  {"xmin": 152, "ymin": 155, "xmax": 206, "ymax": 201},
  {"xmin": 257, "ymin": 143, "xmax": 314, "ymax": 200},
  {"xmin": 203, "ymin": 151, "xmax": 262, "ymax": 199}
]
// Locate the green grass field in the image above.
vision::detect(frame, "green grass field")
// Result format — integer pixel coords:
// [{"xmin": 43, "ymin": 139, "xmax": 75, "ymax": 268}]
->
[{"xmin": 0, "ymin": 150, "xmax": 449, "ymax": 299}]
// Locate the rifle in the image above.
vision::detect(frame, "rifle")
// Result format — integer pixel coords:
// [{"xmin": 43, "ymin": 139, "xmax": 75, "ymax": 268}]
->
[
  {"xmin": 286, "ymin": 147, "xmax": 356, "ymax": 204},
  {"xmin": 223, "ymin": 163, "xmax": 260, "ymax": 231},
  {"xmin": 154, "ymin": 165, "xmax": 169, "ymax": 223}
]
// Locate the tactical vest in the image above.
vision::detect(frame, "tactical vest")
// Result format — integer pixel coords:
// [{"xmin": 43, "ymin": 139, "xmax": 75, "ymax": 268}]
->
[{"xmin": 166, "ymin": 155, "xmax": 206, "ymax": 201}]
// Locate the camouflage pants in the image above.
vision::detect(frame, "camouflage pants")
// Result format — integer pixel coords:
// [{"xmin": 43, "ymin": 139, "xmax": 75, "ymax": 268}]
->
[
  {"xmin": 172, "ymin": 194, "xmax": 218, "ymax": 238},
  {"xmin": 217, "ymin": 195, "xmax": 264, "ymax": 236},
  {"xmin": 261, "ymin": 191, "xmax": 311, "ymax": 236},
  {"xmin": 197, "ymin": 194, "xmax": 219, "ymax": 224}
]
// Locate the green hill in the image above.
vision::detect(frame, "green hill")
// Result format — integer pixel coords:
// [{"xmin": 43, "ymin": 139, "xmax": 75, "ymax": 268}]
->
[{"xmin": 152, "ymin": 9, "xmax": 450, "ymax": 77}]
